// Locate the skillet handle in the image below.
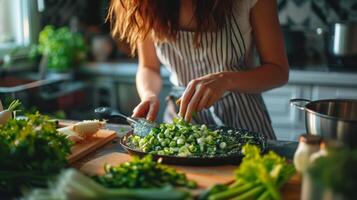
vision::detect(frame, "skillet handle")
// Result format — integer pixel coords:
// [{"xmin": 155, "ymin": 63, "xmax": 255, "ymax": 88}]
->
[
  {"xmin": 290, "ymin": 98, "xmax": 311, "ymax": 111},
  {"xmin": 110, "ymin": 110, "xmax": 137, "ymax": 125}
]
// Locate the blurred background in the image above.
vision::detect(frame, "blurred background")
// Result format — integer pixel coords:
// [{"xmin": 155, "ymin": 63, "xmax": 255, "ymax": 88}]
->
[{"xmin": 0, "ymin": 0, "xmax": 357, "ymax": 140}]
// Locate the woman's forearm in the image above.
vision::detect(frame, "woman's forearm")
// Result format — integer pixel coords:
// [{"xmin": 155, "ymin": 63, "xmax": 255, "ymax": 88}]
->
[
  {"xmin": 136, "ymin": 66, "xmax": 162, "ymax": 100},
  {"xmin": 223, "ymin": 63, "xmax": 289, "ymax": 94}
]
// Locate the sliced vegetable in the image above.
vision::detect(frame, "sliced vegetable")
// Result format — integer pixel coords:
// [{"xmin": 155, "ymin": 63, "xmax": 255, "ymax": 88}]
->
[
  {"xmin": 22, "ymin": 169, "xmax": 190, "ymax": 200},
  {"xmin": 72, "ymin": 119, "xmax": 105, "ymax": 138},
  {"xmin": 127, "ymin": 118, "xmax": 264, "ymax": 157},
  {"xmin": 57, "ymin": 119, "xmax": 106, "ymax": 142},
  {"xmin": 93, "ymin": 155, "xmax": 197, "ymax": 189},
  {"xmin": 57, "ymin": 126, "xmax": 84, "ymax": 142},
  {"xmin": 0, "ymin": 99, "xmax": 21, "ymax": 125}
]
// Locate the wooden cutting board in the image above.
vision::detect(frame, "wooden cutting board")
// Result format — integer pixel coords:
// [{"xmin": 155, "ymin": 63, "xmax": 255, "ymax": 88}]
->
[
  {"xmin": 67, "ymin": 129, "xmax": 117, "ymax": 164},
  {"xmin": 80, "ymin": 152, "xmax": 237, "ymax": 188},
  {"xmin": 80, "ymin": 152, "xmax": 301, "ymax": 198}
]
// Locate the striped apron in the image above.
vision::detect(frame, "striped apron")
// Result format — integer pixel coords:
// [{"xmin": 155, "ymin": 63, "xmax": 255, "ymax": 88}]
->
[{"xmin": 154, "ymin": 7, "xmax": 276, "ymax": 139}]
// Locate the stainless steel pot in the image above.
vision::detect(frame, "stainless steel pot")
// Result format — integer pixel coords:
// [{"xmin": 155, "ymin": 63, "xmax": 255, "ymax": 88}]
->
[
  {"xmin": 291, "ymin": 98, "xmax": 357, "ymax": 147},
  {"xmin": 327, "ymin": 22, "xmax": 357, "ymax": 57},
  {"xmin": 325, "ymin": 22, "xmax": 357, "ymax": 68}
]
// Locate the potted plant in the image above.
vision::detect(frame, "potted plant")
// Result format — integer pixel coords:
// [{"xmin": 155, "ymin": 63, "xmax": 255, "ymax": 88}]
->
[{"xmin": 30, "ymin": 26, "xmax": 87, "ymax": 74}]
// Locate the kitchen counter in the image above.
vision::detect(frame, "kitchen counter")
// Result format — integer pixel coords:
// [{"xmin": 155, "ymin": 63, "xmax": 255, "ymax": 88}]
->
[
  {"xmin": 79, "ymin": 61, "xmax": 357, "ymax": 86},
  {"xmin": 70, "ymin": 122, "xmax": 300, "ymax": 199}
]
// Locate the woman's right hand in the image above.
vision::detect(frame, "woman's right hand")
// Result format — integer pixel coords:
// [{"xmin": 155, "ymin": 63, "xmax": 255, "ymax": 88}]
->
[{"xmin": 132, "ymin": 95, "xmax": 160, "ymax": 121}]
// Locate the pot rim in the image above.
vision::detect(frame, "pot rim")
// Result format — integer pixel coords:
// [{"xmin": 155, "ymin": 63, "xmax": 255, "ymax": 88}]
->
[{"xmin": 304, "ymin": 99, "xmax": 357, "ymax": 122}]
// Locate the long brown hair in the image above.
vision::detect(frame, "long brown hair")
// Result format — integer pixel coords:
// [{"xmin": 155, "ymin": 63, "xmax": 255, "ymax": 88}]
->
[{"xmin": 107, "ymin": 0, "xmax": 233, "ymax": 55}]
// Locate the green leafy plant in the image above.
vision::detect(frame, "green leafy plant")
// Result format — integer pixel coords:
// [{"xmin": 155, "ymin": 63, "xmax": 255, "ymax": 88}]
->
[
  {"xmin": 202, "ymin": 144, "xmax": 295, "ymax": 200},
  {"xmin": 0, "ymin": 112, "xmax": 73, "ymax": 192},
  {"xmin": 30, "ymin": 25, "xmax": 87, "ymax": 71}
]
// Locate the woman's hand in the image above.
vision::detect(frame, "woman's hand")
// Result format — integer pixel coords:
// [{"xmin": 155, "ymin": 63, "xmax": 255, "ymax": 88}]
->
[
  {"xmin": 178, "ymin": 72, "xmax": 229, "ymax": 122},
  {"xmin": 132, "ymin": 95, "xmax": 160, "ymax": 121}
]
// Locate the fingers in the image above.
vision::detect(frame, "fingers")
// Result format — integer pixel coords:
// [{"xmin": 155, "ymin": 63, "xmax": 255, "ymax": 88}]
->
[
  {"xmin": 132, "ymin": 101, "xmax": 150, "ymax": 118},
  {"xmin": 205, "ymin": 95, "xmax": 217, "ymax": 109},
  {"xmin": 132, "ymin": 99, "xmax": 159, "ymax": 121},
  {"xmin": 177, "ymin": 80, "xmax": 215, "ymax": 122},
  {"xmin": 196, "ymin": 89, "xmax": 211, "ymax": 111},
  {"xmin": 185, "ymin": 85, "xmax": 205, "ymax": 122},
  {"xmin": 176, "ymin": 98, "xmax": 181, "ymax": 106},
  {"xmin": 146, "ymin": 100, "xmax": 159, "ymax": 121},
  {"xmin": 185, "ymin": 84, "xmax": 208, "ymax": 122},
  {"xmin": 178, "ymin": 80, "xmax": 197, "ymax": 118}
]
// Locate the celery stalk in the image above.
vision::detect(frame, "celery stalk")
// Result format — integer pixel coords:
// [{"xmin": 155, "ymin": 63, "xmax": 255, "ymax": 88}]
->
[
  {"xmin": 229, "ymin": 180, "xmax": 244, "ymax": 188},
  {"xmin": 104, "ymin": 188, "xmax": 189, "ymax": 200},
  {"xmin": 257, "ymin": 190, "xmax": 271, "ymax": 200},
  {"xmin": 208, "ymin": 182, "xmax": 257, "ymax": 200},
  {"xmin": 231, "ymin": 185, "xmax": 265, "ymax": 200}
]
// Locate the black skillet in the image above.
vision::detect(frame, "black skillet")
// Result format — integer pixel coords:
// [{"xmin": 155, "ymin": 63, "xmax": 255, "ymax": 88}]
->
[
  {"xmin": 120, "ymin": 127, "xmax": 267, "ymax": 166},
  {"xmin": 95, "ymin": 107, "xmax": 267, "ymax": 166}
]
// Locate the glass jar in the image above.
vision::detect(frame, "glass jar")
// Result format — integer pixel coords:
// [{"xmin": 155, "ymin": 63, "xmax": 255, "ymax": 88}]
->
[{"xmin": 293, "ymin": 134, "xmax": 322, "ymax": 173}]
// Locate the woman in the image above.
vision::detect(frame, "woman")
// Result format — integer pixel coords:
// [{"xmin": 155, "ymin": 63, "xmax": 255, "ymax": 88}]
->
[{"xmin": 108, "ymin": 0, "xmax": 289, "ymax": 139}]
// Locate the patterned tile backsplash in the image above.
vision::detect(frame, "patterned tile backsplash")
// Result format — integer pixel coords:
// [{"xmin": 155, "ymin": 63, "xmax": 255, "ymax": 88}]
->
[
  {"xmin": 41, "ymin": 0, "xmax": 357, "ymax": 30},
  {"xmin": 40, "ymin": 0, "xmax": 357, "ymax": 65},
  {"xmin": 42, "ymin": 0, "xmax": 109, "ymax": 29},
  {"xmin": 278, "ymin": 0, "xmax": 357, "ymax": 29}
]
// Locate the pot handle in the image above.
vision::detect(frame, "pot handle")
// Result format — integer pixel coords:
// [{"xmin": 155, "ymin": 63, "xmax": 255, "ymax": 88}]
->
[{"xmin": 290, "ymin": 98, "xmax": 311, "ymax": 111}]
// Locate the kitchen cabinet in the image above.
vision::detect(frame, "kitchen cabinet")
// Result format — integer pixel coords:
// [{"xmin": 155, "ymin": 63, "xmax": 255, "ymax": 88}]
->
[
  {"xmin": 311, "ymin": 86, "xmax": 357, "ymax": 100},
  {"xmin": 78, "ymin": 62, "xmax": 172, "ymax": 122},
  {"xmin": 263, "ymin": 69, "xmax": 357, "ymax": 141},
  {"xmin": 92, "ymin": 77, "xmax": 118, "ymax": 109},
  {"xmin": 262, "ymin": 85, "xmax": 310, "ymax": 140}
]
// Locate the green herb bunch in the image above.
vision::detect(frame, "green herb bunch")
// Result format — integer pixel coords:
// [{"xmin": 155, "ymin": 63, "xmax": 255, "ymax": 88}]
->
[
  {"xmin": 93, "ymin": 155, "xmax": 197, "ymax": 189},
  {"xmin": 128, "ymin": 118, "xmax": 264, "ymax": 157},
  {"xmin": 0, "ymin": 112, "xmax": 72, "ymax": 192},
  {"xmin": 30, "ymin": 25, "xmax": 87, "ymax": 71}
]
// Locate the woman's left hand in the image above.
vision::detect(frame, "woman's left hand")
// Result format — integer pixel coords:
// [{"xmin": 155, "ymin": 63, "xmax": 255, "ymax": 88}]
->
[{"xmin": 178, "ymin": 72, "xmax": 229, "ymax": 122}]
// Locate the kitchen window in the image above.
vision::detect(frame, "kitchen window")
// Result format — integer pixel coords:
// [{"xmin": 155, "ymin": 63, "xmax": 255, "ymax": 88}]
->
[{"xmin": 0, "ymin": 0, "xmax": 41, "ymax": 62}]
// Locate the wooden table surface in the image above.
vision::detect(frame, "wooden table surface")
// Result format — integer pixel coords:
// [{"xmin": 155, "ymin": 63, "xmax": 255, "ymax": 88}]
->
[{"xmin": 69, "ymin": 122, "xmax": 301, "ymax": 199}]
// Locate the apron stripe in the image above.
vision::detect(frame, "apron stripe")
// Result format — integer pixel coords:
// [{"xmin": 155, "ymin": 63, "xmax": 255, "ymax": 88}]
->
[
  {"xmin": 168, "ymin": 43, "xmax": 181, "ymax": 86},
  {"xmin": 246, "ymin": 95, "xmax": 265, "ymax": 134},
  {"xmin": 181, "ymin": 33, "xmax": 191, "ymax": 84},
  {"xmin": 221, "ymin": 96, "xmax": 233, "ymax": 126},
  {"xmin": 233, "ymin": 14, "xmax": 246, "ymax": 51},
  {"xmin": 156, "ymin": 2, "xmax": 276, "ymax": 139},
  {"xmin": 230, "ymin": 25, "xmax": 244, "ymax": 70},
  {"xmin": 204, "ymin": 33, "xmax": 213, "ymax": 74}
]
